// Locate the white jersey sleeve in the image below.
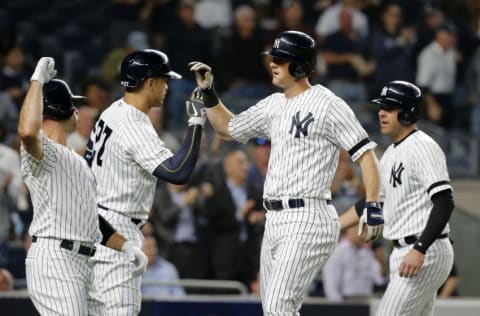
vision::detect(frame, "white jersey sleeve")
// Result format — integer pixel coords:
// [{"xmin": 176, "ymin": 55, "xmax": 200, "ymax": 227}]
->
[
  {"xmin": 325, "ymin": 96, "xmax": 376, "ymax": 161},
  {"xmin": 413, "ymin": 140, "xmax": 452, "ymax": 198},
  {"xmin": 228, "ymin": 96, "xmax": 273, "ymax": 143},
  {"xmin": 124, "ymin": 119, "xmax": 173, "ymax": 174},
  {"xmin": 20, "ymin": 131, "xmax": 56, "ymax": 177}
]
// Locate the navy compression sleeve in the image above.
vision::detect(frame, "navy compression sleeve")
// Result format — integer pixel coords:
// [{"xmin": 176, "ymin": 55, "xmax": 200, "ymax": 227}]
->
[
  {"xmin": 98, "ymin": 215, "xmax": 116, "ymax": 245},
  {"xmin": 413, "ymin": 189, "xmax": 454, "ymax": 254},
  {"xmin": 153, "ymin": 125, "xmax": 202, "ymax": 184}
]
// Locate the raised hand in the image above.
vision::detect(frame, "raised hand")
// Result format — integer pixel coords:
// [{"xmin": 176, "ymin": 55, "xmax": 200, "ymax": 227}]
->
[
  {"xmin": 189, "ymin": 61, "xmax": 213, "ymax": 90},
  {"xmin": 30, "ymin": 57, "xmax": 57, "ymax": 84}
]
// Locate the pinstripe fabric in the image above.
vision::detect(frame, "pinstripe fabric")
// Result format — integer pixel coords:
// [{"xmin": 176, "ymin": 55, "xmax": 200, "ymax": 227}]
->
[
  {"xmin": 21, "ymin": 132, "xmax": 102, "ymax": 315},
  {"xmin": 88, "ymin": 99, "xmax": 173, "ymax": 220},
  {"xmin": 21, "ymin": 133, "xmax": 101, "ymax": 243},
  {"xmin": 376, "ymin": 130, "xmax": 455, "ymax": 315},
  {"xmin": 227, "ymin": 84, "xmax": 372, "ymax": 315},
  {"xmin": 229, "ymin": 85, "xmax": 376, "ymax": 200},
  {"xmin": 88, "ymin": 209, "xmax": 144, "ymax": 315},
  {"xmin": 260, "ymin": 202, "xmax": 340, "ymax": 315},
  {"xmin": 376, "ymin": 239, "xmax": 453, "ymax": 316},
  {"xmin": 380, "ymin": 130, "xmax": 452, "ymax": 240},
  {"xmin": 26, "ymin": 238, "xmax": 95, "ymax": 316}
]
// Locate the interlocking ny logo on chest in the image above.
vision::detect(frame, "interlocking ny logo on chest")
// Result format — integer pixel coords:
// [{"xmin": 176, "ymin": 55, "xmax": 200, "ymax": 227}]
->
[
  {"xmin": 390, "ymin": 162, "xmax": 405, "ymax": 187},
  {"xmin": 289, "ymin": 111, "xmax": 314, "ymax": 138}
]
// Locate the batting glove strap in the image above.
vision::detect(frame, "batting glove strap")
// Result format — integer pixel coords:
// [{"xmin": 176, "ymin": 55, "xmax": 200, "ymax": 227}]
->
[
  {"xmin": 358, "ymin": 202, "xmax": 384, "ymax": 240},
  {"xmin": 201, "ymin": 85, "xmax": 219, "ymax": 108}
]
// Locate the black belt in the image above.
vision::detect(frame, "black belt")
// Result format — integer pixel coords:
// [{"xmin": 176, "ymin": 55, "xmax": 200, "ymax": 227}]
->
[
  {"xmin": 98, "ymin": 204, "xmax": 145, "ymax": 229},
  {"xmin": 32, "ymin": 236, "xmax": 97, "ymax": 257},
  {"xmin": 263, "ymin": 198, "xmax": 332, "ymax": 211},
  {"xmin": 392, "ymin": 233, "xmax": 449, "ymax": 248}
]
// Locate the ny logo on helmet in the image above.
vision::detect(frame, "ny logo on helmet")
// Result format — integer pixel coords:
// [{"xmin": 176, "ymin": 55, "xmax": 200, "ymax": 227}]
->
[
  {"xmin": 289, "ymin": 111, "xmax": 314, "ymax": 138},
  {"xmin": 381, "ymin": 86, "xmax": 388, "ymax": 96},
  {"xmin": 273, "ymin": 39, "xmax": 281, "ymax": 49}
]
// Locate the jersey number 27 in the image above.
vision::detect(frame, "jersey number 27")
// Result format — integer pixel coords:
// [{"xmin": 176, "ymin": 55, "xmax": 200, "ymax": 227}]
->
[{"xmin": 85, "ymin": 119, "xmax": 112, "ymax": 167}]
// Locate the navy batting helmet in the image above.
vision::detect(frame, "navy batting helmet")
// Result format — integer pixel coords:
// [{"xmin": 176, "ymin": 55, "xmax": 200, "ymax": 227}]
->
[
  {"xmin": 120, "ymin": 49, "xmax": 181, "ymax": 88},
  {"xmin": 43, "ymin": 79, "xmax": 86, "ymax": 121},
  {"xmin": 371, "ymin": 80, "xmax": 424, "ymax": 126},
  {"xmin": 263, "ymin": 30, "xmax": 317, "ymax": 78}
]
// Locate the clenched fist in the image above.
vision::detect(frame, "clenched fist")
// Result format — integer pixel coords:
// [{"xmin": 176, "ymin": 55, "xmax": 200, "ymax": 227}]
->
[{"xmin": 30, "ymin": 57, "xmax": 57, "ymax": 85}]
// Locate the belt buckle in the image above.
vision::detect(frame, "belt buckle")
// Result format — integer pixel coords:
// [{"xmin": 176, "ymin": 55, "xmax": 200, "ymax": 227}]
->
[{"xmin": 397, "ymin": 238, "xmax": 410, "ymax": 248}]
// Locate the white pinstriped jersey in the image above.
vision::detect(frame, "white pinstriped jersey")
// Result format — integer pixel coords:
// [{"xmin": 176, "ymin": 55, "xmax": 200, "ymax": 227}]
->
[
  {"xmin": 88, "ymin": 99, "xmax": 173, "ymax": 220},
  {"xmin": 21, "ymin": 132, "xmax": 101, "ymax": 243},
  {"xmin": 380, "ymin": 130, "xmax": 452, "ymax": 239},
  {"xmin": 229, "ymin": 84, "xmax": 376, "ymax": 200}
]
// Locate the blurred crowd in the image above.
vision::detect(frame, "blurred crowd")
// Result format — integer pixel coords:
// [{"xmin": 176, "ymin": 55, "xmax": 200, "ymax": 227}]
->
[{"xmin": 0, "ymin": 0, "xmax": 475, "ymax": 298}]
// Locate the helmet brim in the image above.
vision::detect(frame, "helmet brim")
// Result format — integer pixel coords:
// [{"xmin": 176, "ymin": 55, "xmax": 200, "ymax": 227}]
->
[
  {"xmin": 71, "ymin": 96, "xmax": 88, "ymax": 106},
  {"xmin": 162, "ymin": 70, "xmax": 182, "ymax": 79},
  {"xmin": 371, "ymin": 97, "xmax": 403, "ymax": 108}
]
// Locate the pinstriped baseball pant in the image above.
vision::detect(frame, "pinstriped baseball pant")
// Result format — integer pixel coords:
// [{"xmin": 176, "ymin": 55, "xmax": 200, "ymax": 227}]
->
[
  {"xmin": 26, "ymin": 238, "xmax": 95, "ymax": 316},
  {"xmin": 88, "ymin": 210, "xmax": 144, "ymax": 316},
  {"xmin": 260, "ymin": 202, "xmax": 340, "ymax": 316},
  {"xmin": 376, "ymin": 238, "xmax": 454, "ymax": 316}
]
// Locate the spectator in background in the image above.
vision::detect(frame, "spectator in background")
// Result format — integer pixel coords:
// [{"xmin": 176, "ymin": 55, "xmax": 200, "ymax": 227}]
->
[
  {"xmin": 100, "ymin": 30, "xmax": 149, "ymax": 92},
  {"xmin": 67, "ymin": 105, "xmax": 98, "ymax": 155},
  {"xmin": 330, "ymin": 149, "xmax": 364, "ymax": 215},
  {"xmin": 272, "ymin": 0, "xmax": 315, "ymax": 39},
  {"xmin": 0, "ymin": 45, "xmax": 29, "ymax": 109},
  {"xmin": 163, "ymin": 0, "xmax": 213, "ymax": 129},
  {"xmin": 466, "ymin": 47, "xmax": 480, "ymax": 136},
  {"xmin": 315, "ymin": 0, "xmax": 369, "ymax": 43},
  {"xmin": 300, "ymin": 0, "xmax": 333, "ymax": 28},
  {"xmin": 416, "ymin": 22, "xmax": 458, "ymax": 129},
  {"xmin": 141, "ymin": 235, "xmax": 185, "ymax": 297},
  {"xmin": 109, "ymin": 0, "xmax": 154, "ymax": 48},
  {"xmin": 0, "ymin": 93, "xmax": 18, "ymax": 147},
  {"xmin": 368, "ymin": 2, "xmax": 415, "ymax": 99},
  {"xmin": 216, "ymin": 4, "xmax": 271, "ymax": 100},
  {"xmin": 247, "ymin": 138, "xmax": 271, "ymax": 193},
  {"xmin": 322, "ymin": 7, "xmax": 375, "ymax": 107},
  {"xmin": 80, "ymin": 76, "xmax": 111, "ymax": 113},
  {"xmin": 194, "ymin": 0, "xmax": 233, "ymax": 30},
  {"xmin": 0, "ymin": 120, "xmax": 22, "ymax": 265},
  {"xmin": 322, "ymin": 225, "xmax": 385, "ymax": 302},
  {"xmin": 150, "ymin": 181, "xmax": 209, "ymax": 282},
  {"xmin": 147, "ymin": 107, "xmax": 181, "ymax": 152},
  {"xmin": 204, "ymin": 149, "xmax": 264, "ymax": 285},
  {"xmin": 0, "ymin": 268, "xmax": 14, "ymax": 292}
]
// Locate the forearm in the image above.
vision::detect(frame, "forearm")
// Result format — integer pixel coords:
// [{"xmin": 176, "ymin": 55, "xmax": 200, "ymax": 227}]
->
[
  {"xmin": 358, "ymin": 150, "xmax": 381, "ymax": 202},
  {"xmin": 153, "ymin": 125, "xmax": 202, "ymax": 184},
  {"xmin": 206, "ymin": 102, "xmax": 234, "ymax": 140},
  {"xmin": 105, "ymin": 232, "xmax": 128, "ymax": 251},
  {"xmin": 18, "ymin": 82, "xmax": 43, "ymax": 139},
  {"xmin": 18, "ymin": 82, "xmax": 44, "ymax": 158},
  {"xmin": 98, "ymin": 214, "xmax": 128, "ymax": 251},
  {"xmin": 339, "ymin": 206, "xmax": 360, "ymax": 230}
]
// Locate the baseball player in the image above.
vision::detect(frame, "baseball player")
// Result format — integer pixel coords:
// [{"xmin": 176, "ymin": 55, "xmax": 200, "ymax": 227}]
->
[
  {"xmin": 85, "ymin": 49, "xmax": 206, "ymax": 315},
  {"xmin": 189, "ymin": 30, "xmax": 384, "ymax": 316},
  {"xmin": 340, "ymin": 81, "xmax": 455, "ymax": 315},
  {"xmin": 18, "ymin": 57, "xmax": 147, "ymax": 316}
]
